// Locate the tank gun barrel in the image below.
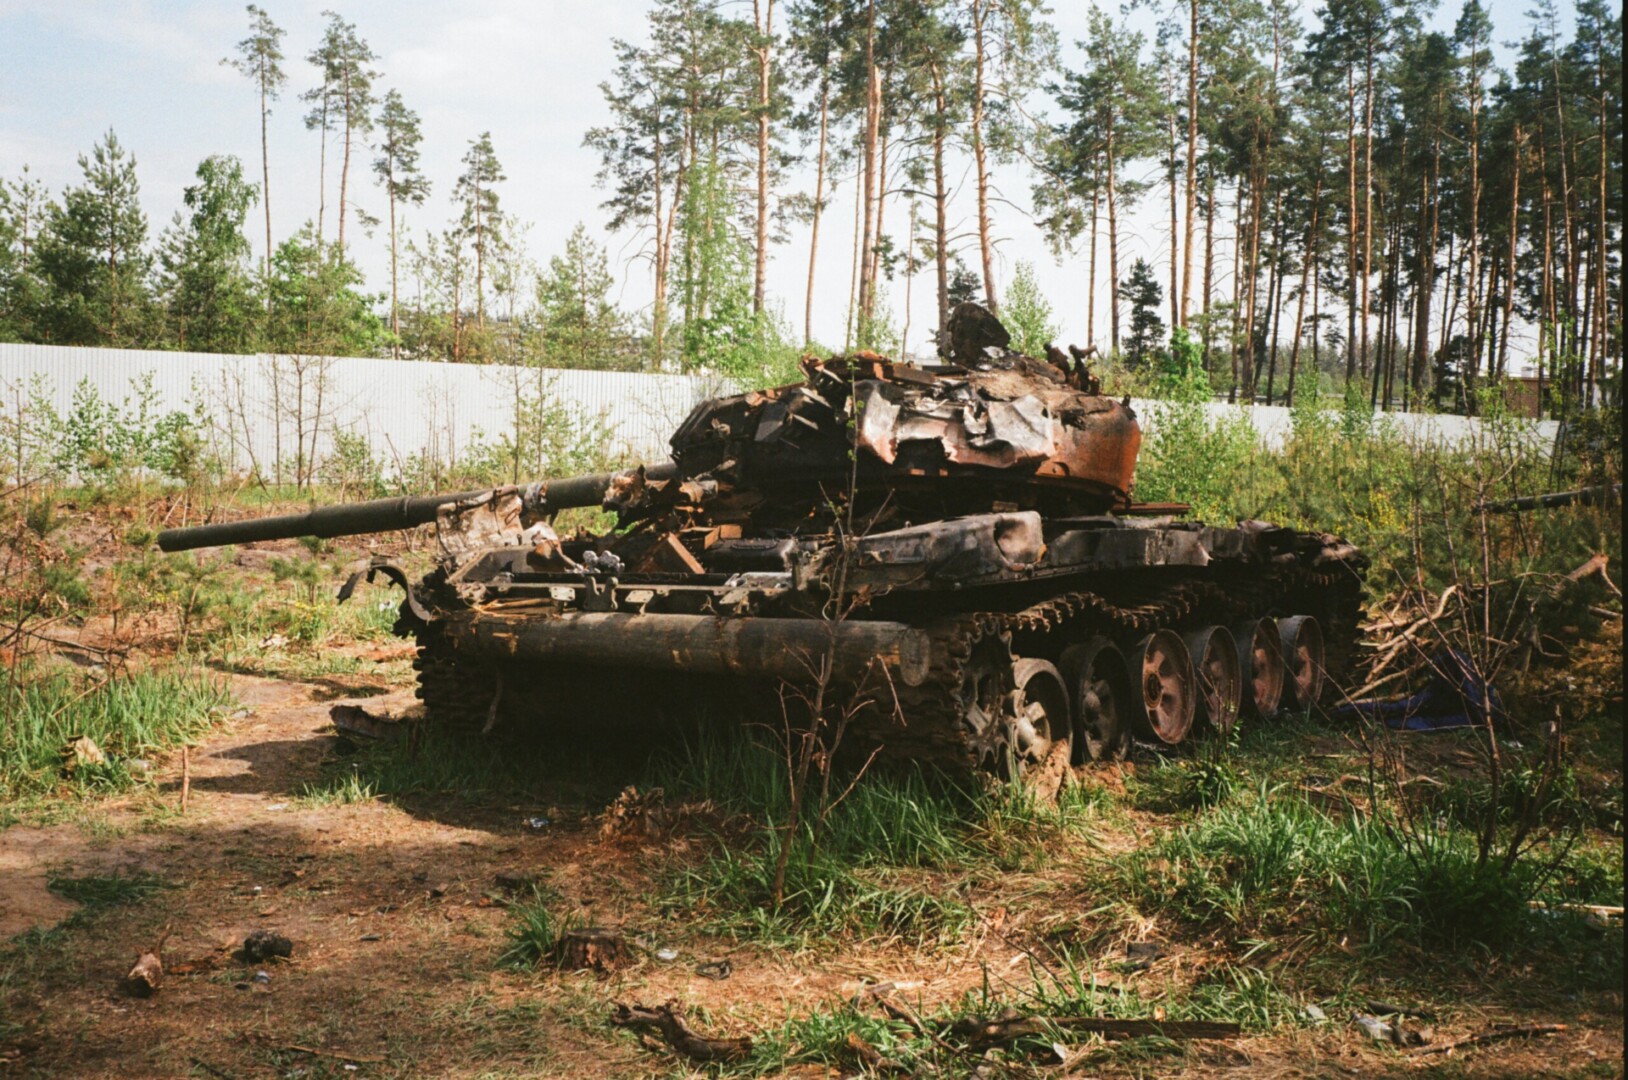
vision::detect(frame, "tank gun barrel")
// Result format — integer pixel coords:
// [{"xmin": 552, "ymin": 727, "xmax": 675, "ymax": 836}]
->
[{"xmin": 155, "ymin": 464, "xmax": 676, "ymax": 553}]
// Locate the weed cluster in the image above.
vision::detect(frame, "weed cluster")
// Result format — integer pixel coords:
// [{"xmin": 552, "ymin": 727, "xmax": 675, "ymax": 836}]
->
[
  {"xmin": 0, "ymin": 667, "xmax": 228, "ymax": 799},
  {"xmin": 1127, "ymin": 781, "xmax": 1621, "ymax": 956}
]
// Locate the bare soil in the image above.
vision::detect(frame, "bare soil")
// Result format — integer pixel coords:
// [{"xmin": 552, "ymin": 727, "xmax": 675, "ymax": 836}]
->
[{"xmin": 1, "ymin": 667, "xmax": 1621, "ymax": 1079}]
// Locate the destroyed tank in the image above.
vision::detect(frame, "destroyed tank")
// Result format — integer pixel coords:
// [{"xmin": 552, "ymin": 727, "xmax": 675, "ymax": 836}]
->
[{"xmin": 159, "ymin": 304, "xmax": 1367, "ymax": 781}]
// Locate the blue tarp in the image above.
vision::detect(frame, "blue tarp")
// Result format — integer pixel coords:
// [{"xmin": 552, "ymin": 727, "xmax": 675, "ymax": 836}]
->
[{"xmin": 1333, "ymin": 650, "xmax": 1506, "ymax": 731}]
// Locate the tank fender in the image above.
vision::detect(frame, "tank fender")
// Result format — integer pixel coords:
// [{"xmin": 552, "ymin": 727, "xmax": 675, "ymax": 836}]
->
[{"xmin": 338, "ymin": 557, "xmax": 434, "ymax": 626}]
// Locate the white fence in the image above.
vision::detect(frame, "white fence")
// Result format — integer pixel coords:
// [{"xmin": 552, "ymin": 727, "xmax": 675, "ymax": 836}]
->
[
  {"xmin": 0, "ymin": 343, "xmax": 735, "ymax": 477},
  {"xmin": 0, "ymin": 342, "xmax": 1560, "ymax": 480}
]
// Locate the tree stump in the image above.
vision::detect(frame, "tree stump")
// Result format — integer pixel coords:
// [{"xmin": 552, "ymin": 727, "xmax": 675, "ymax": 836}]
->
[
  {"xmin": 557, "ymin": 927, "xmax": 627, "ymax": 973},
  {"xmin": 123, "ymin": 950, "xmax": 164, "ymax": 996}
]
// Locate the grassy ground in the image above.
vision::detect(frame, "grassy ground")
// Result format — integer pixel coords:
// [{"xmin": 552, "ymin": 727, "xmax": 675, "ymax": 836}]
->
[
  {"xmin": 0, "ymin": 660, "xmax": 1619, "ymax": 1077},
  {"xmin": 0, "ymin": 417, "xmax": 1621, "ymax": 1077}
]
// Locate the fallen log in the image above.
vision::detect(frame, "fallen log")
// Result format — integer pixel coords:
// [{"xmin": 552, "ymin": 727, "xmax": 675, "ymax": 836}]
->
[
  {"xmin": 610, "ymin": 1000, "xmax": 753, "ymax": 1063},
  {"xmin": 1407, "ymin": 1023, "xmax": 1567, "ymax": 1056},
  {"xmin": 949, "ymin": 1015, "xmax": 1242, "ymax": 1047}
]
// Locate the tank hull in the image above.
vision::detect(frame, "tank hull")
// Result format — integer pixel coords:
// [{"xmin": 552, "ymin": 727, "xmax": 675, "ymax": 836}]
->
[{"xmin": 403, "ymin": 513, "xmax": 1366, "ymax": 774}]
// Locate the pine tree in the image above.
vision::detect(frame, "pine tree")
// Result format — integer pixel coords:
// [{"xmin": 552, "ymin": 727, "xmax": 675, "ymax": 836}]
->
[
  {"xmin": 373, "ymin": 90, "xmax": 429, "ymax": 355},
  {"xmin": 960, "ymin": 0, "xmax": 1057, "ymax": 314},
  {"xmin": 1049, "ymin": 11, "xmax": 1158, "ymax": 354},
  {"xmin": 455, "ymin": 133, "xmax": 505, "ymax": 331},
  {"xmin": 537, "ymin": 223, "xmax": 632, "ymax": 370},
  {"xmin": 0, "ymin": 168, "xmax": 48, "ymax": 340},
  {"xmin": 302, "ymin": 16, "xmax": 343, "ymax": 246},
  {"xmin": 264, "ymin": 224, "xmax": 384, "ymax": 357},
  {"xmin": 329, "ymin": 14, "xmax": 377, "ymax": 254},
  {"xmin": 34, "ymin": 131, "xmax": 154, "ymax": 346},
  {"xmin": 1123, "ymin": 257, "xmax": 1165, "ymax": 367},
  {"xmin": 223, "ymin": 4, "xmax": 285, "ymax": 289}
]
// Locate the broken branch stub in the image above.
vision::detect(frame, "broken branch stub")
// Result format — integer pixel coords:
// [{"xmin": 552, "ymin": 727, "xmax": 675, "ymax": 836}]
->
[
  {"xmin": 610, "ymin": 1001, "xmax": 753, "ymax": 1063},
  {"xmin": 949, "ymin": 1015, "xmax": 1242, "ymax": 1047}
]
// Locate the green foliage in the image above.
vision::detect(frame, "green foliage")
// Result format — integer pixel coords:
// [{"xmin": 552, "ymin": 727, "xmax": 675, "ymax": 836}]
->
[
  {"xmin": 47, "ymin": 871, "xmax": 168, "ymax": 908},
  {"xmin": 27, "ymin": 373, "xmax": 207, "ymax": 484},
  {"xmin": 449, "ymin": 369, "xmax": 618, "ymax": 488},
  {"xmin": 651, "ymin": 733, "xmax": 1103, "ymax": 948},
  {"xmin": 1001, "ymin": 261, "xmax": 1057, "ymax": 358},
  {"xmin": 535, "ymin": 223, "xmax": 633, "ymax": 370},
  {"xmin": 1157, "ymin": 326, "xmax": 1210, "ymax": 401},
  {"xmin": 1122, "ymin": 257, "xmax": 1165, "ymax": 368},
  {"xmin": 157, "ymin": 154, "xmax": 261, "ymax": 353},
  {"xmin": 264, "ymin": 226, "xmax": 386, "ymax": 356},
  {"xmin": 31, "ymin": 130, "xmax": 155, "ymax": 347},
  {"xmin": 318, "ymin": 430, "xmax": 387, "ymax": 497},
  {"xmin": 675, "ymin": 155, "xmax": 794, "ymax": 384},
  {"xmin": 1131, "ymin": 388, "xmax": 1609, "ymax": 590},
  {"xmin": 0, "ymin": 666, "xmax": 228, "ymax": 798},
  {"xmin": 1125, "ymin": 783, "xmax": 1607, "ymax": 951}
]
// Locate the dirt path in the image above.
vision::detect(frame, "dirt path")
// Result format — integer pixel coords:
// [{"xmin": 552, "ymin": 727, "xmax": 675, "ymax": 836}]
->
[
  {"xmin": 2, "ymin": 673, "xmax": 1620, "ymax": 1078},
  {"xmin": 0, "ymin": 677, "xmax": 1010, "ymax": 1077}
]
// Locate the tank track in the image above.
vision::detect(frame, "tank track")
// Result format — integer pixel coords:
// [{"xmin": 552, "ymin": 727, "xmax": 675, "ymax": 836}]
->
[
  {"xmin": 412, "ymin": 623, "xmax": 501, "ymax": 734},
  {"xmin": 860, "ymin": 559, "xmax": 1366, "ymax": 772},
  {"xmin": 408, "ymin": 558, "xmax": 1365, "ymax": 774}
]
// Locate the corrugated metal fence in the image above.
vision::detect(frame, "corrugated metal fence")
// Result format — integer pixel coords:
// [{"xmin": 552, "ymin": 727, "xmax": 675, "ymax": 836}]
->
[
  {"xmin": 0, "ymin": 342, "xmax": 1558, "ymax": 481},
  {"xmin": 0, "ymin": 343, "xmax": 736, "ymax": 478}
]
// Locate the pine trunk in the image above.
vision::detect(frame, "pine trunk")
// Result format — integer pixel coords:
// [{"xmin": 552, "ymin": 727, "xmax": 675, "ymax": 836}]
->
[
  {"xmin": 1087, "ymin": 165, "xmax": 1099, "ymax": 348},
  {"xmin": 260, "ymin": 68, "xmax": 273, "ymax": 306},
  {"xmin": 932, "ymin": 72, "xmax": 950, "ymax": 342},
  {"xmin": 856, "ymin": 3, "xmax": 880, "ymax": 337},
  {"xmin": 1286, "ymin": 172, "xmax": 1322, "ymax": 406},
  {"xmin": 805, "ymin": 82, "xmax": 829, "ymax": 346},
  {"xmin": 339, "ymin": 64, "xmax": 352, "ymax": 254},
  {"xmin": 752, "ymin": 0, "xmax": 773, "ymax": 317},
  {"xmin": 1181, "ymin": 0, "xmax": 1198, "ymax": 324},
  {"xmin": 1106, "ymin": 123, "xmax": 1120, "ymax": 353},
  {"xmin": 1345, "ymin": 68, "xmax": 1358, "ymax": 383},
  {"xmin": 971, "ymin": 0, "xmax": 998, "ymax": 313},
  {"xmin": 1168, "ymin": 107, "xmax": 1180, "ymax": 331},
  {"xmin": 388, "ymin": 166, "xmax": 399, "ymax": 358},
  {"xmin": 1360, "ymin": 41, "xmax": 1375, "ymax": 378}
]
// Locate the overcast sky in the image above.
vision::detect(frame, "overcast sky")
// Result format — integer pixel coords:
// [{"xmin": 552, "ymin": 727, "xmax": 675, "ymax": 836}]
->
[{"xmin": 0, "ymin": 0, "xmax": 1549, "ymax": 361}]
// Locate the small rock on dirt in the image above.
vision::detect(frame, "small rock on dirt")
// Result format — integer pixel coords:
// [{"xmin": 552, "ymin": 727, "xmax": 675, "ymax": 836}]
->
[
  {"xmin": 1124, "ymin": 941, "xmax": 1164, "ymax": 971},
  {"xmin": 237, "ymin": 930, "xmax": 293, "ymax": 963}
]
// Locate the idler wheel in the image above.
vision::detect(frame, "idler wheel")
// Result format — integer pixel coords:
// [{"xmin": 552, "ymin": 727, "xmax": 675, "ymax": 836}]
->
[
  {"xmin": 1277, "ymin": 615, "xmax": 1326, "ymax": 710},
  {"xmin": 1006, "ymin": 658, "xmax": 1072, "ymax": 784},
  {"xmin": 1060, "ymin": 638, "xmax": 1132, "ymax": 763},
  {"xmin": 1129, "ymin": 630, "xmax": 1197, "ymax": 746},
  {"xmin": 1183, "ymin": 625, "xmax": 1242, "ymax": 736},
  {"xmin": 1233, "ymin": 618, "xmax": 1286, "ymax": 718}
]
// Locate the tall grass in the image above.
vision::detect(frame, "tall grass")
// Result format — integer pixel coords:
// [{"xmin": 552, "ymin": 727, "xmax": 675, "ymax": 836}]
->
[
  {"xmin": 1126, "ymin": 782, "xmax": 1618, "ymax": 951},
  {"xmin": 0, "ymin": 667, "xmax": 230, "ymax": 798},
  {"xmin": 653, "ymin": 733, "xmax": 1108, "ymax": 948}
]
